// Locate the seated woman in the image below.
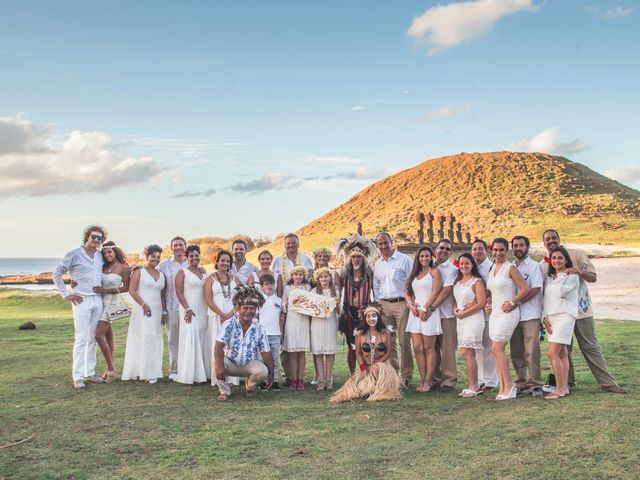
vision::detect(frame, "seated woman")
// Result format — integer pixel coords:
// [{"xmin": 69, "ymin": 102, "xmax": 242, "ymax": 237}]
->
[{"xmin": 330, "ymin": 303, "xmax": 403, "ymax": 403}]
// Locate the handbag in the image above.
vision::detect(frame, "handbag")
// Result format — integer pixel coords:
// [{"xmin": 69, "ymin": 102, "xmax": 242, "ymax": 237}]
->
[{"xmin": 106, "ymin": 295, "xmax": 131, "ymax": 321}]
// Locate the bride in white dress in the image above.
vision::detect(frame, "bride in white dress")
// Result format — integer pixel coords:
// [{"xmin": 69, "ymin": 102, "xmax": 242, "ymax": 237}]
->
[
  {"xmin": 121, "ymin": 245, "xmax": 166, "ymax": 383},
  {"xmin": 485, "ymin": 238, "xmax": 530, "ymax": 400},
  {"xmin": 204, "ymin": 250, "xmax": 238, "ymax": 386},
  {"xmin": 175, "ymin": 245, "xmax": 209, "ymax": 384}
]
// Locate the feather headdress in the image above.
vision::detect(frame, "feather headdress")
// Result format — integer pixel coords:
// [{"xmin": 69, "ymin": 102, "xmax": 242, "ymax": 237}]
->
[
  {"xmin": 232, "ymin": 286, "xmax": 266, "ymax": 308},
  {"xmin": 335, "ymin": 233, "xmax": 379, "ymax": 268}
]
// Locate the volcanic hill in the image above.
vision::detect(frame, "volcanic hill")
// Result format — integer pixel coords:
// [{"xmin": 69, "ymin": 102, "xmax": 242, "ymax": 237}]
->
[{"xmin": 268, "ymin": 151, "xmax": 640, "ymax": 253}]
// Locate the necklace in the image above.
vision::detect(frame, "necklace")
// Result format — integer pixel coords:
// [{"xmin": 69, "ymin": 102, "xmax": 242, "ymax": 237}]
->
[
  {"xmin": 218, "ymin": 272, "xmax": 232, "ymax": 301},
  {"xmin": 366, "ymin": 331, "xmax": 377, "ymax": 364},
  {"xmin": 281, "ymin": 252, "xmax": 301, "ymax": 283}
]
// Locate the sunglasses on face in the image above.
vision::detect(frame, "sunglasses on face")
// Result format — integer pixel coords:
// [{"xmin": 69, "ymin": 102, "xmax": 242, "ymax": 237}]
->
[
  {"xmin": 438, "ymin": 247, "xmax": 452, "ymax": 251},
  {"xmin": 90, "ymin": 234, "xmax": 104, "ymax": 241}
]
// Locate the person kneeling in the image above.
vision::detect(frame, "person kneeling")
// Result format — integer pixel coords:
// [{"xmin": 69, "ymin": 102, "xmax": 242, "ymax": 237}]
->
[{"xmin": 214, "ymin": 286, "xmax": 274, "ymax": 401}]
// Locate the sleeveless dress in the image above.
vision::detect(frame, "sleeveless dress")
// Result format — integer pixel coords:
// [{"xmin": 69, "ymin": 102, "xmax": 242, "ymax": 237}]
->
[
  {"xmin": 487, "ymin": 262, "xmax": 520, "ymax": 342},
  {"xmin": 175, "ymin": 269, "xmax": 210, "ymax": 384},
  {"xmin": 310, "ymin": 289, "xmax": 339, "ymax": 354},
  {"xmin": 282, "ymin": 284, "xmax": 311, "ymax": 352},
  {"xmin": 207, "ymin": 276, "xmax": 238, "ymax": 385},
  {"xmin": 453, "ymin": 277, "xmax": 485, "ymax": 349},
  {"xmin": 99, "ymin": 272, "xmax": 124, "ymax": 322},
  {"xmin": 543, "ymin": 273, "xmax": 580, "ymax": 345},
  {"xmin": 121, "ymin": 269, "xmax": 165, "ymax": 381},
  {"xmin": 406, "ymin": 270, "xmax": 442, "ymax": 336}
]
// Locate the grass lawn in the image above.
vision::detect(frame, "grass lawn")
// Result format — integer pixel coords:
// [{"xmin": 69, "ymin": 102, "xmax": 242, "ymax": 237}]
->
[{"xmin": 1, "ymin": 289, "xmax": 639, "ymax": 479}]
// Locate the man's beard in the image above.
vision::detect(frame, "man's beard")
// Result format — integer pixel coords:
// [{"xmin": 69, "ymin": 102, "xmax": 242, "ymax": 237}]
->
[{"xmin": 514, "ymin": 250, "xmax": 527, "ymax": 259}]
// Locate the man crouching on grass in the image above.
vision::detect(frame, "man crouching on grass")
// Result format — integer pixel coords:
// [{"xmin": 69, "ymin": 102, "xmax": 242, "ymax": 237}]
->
[{"xmin": 214, "ymin": 286, "xmax": 274, "ymax": 401}]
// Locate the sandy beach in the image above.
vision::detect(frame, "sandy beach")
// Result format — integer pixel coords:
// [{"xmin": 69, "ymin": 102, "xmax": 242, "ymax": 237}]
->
[{"xmin": 590, "ymin": 257, "xmax": 640, "ymax": 321}]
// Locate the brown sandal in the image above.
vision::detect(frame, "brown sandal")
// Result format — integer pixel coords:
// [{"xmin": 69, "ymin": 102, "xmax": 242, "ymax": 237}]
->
[{"xmin": 105, "ymin": 370, "xmax": 117, "ymax": 384}]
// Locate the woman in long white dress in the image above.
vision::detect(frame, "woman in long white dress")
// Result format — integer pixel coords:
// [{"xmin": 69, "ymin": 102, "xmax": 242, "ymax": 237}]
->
[
  {"xmin": 404, "ymin": 246, "xmax": 442, "ymax": 393},
  {"xmin": 247, "ymin": 249, "xmax": 281, "ymax": 294},
  {"xmin": 453, "ymin": 253, "xmax": 488, "ymax": 398},
  {"xmin": 310, "ymin": 268, "xmax": 340, "ymax": 391},
  {"xmin": 204, "ymin": 249, "xmax": 238, "ymax": 386},
  {"xmin": 542, "ymin": 246, "xmax": 580, "ymax": 400},
  {"xmin": 121, "ymin": 245, "xmax": 166, "ymax": 384},
  {"xmin": 485, "ymin": 238, "xmax": 530, "ymax": 400},
  {"xmin": 175, "ymin": 245, "xmax": 209, "ymax": 384}
]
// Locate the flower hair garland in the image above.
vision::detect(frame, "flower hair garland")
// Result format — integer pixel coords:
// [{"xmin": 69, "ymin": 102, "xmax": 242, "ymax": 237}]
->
[{"xmin": 313, "ymin": 267, "xmax": 332, "ymax": 283}]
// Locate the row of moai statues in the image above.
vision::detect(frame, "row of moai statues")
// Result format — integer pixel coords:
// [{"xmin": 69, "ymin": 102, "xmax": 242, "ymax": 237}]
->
[{"xmin": 416, "ymin": 212, "xmax": 472, "ymax": 244}]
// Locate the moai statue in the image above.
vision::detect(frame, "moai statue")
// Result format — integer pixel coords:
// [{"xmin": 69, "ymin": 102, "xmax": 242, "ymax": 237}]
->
[
  {"xmin": 456, "ymin": 222, "xmax": 463, "ymax": 243},
  {"xmin": 426, "ymin": 212, "xmax": 435, "ymax": 243},
  {"xmin": 447, "ymin": 214, "xmax": 456, "ymax": 242},
  {"xmin": 438, "ymin": 215, "xmax": 446, "ymax": 241},
  {"xmin": 415, "ymin": 212, "xmax": 425, "ymax": 244},
  {"xmin": 465, "ymin": 232, "xmax": 472, "ymax": 244},
  {"xmin": 357, "ymin": 222, "xmax": 363, "ymax": 236}
]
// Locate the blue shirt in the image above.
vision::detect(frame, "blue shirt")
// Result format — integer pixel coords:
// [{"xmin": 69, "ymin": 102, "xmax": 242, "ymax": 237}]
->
[{"xmin": 216, "ymin": 314, "xmax": 270, "ymax": 366}]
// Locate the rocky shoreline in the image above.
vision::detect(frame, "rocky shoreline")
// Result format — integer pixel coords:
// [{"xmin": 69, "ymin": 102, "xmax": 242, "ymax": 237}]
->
[{"xmin": 0, "ymin": 272, "xmax": 69, "ymax": 285}]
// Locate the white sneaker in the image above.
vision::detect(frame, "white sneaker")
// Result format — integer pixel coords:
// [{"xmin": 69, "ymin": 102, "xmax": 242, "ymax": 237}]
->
[
  {"xmin": 73, "ymin": 379, "xmax": 86, "ymax": 389},
  {"xmin": 169, "ymin": 373, "xmax": 177, "ymax": 381}
]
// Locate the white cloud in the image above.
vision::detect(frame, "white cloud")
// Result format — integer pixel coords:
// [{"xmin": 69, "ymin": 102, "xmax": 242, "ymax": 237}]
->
[
  {"xmin": 172, "ymin": 188, "xmax": 216, "ymax": 198},
  {"xmin": 604, "ymin": 166, "xmax": 640, "ymax": 186},
  {"xmin": 227, "ymin": 173, "xmax": 302, "ymax": 193},
  {"xmin": 507, "ymin": 127, "xmax": 588, "ymax": 155},
  {"xmin": 587, "ymin": 5, "xmax": 634, "ymax": 19},
  {"xmin": 407, "ymin": 0, "xmax": 539, "ymax": 55},
  {"xmin": 416, "ymin": 103, "xmax": 471, "ymax": 121},
  {"xmin": 0, "ymin": 115, "xmax": 161, "ymax": 199},
  {"xmin": 351, "ymin": 105, "xmax": 365, "ymax": 111}
]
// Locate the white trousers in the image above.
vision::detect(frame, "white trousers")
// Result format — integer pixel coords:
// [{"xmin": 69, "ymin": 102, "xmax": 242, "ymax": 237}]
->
[
  {"xmin": 166, "ymin": 310, "xmax": 180, "ymax": 375},
  {"xmin": 476, "ymin": 316, "xmax": 498, "ymax": 388},
  {"xmin": 72, "ymin": 295, "xmax": 103, "ymax": 381},
  {"xmin": 216, "ymin": 359, "xmax": 268, "ymax": 396}
]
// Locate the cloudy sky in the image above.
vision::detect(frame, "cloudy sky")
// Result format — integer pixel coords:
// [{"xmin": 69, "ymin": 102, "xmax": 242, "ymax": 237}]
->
[{"xmin": 1, "ymin": 0, "xmax": 638, "ymax": 257}]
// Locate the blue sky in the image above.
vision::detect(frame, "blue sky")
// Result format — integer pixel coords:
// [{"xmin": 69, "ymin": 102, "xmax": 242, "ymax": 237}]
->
[{"xmin": 1, "ymin": 0, "xmax": 638, "ymax": 257}]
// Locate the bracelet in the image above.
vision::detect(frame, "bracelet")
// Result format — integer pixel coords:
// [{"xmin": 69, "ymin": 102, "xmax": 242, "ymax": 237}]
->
[
  {"xmin": 428, "ymin": 305, "xmax": 435, "ymax": 312},
  {"xmin": 186, "ymin": 308, "xmax": 193, "ymax": 314},
  {"xmin": 509, "ymin": 300, "xmax": 515, "ymax": 307},
  {"xmin": 360, "ymin": 364, "xmax": 367, "ymax": 372}
]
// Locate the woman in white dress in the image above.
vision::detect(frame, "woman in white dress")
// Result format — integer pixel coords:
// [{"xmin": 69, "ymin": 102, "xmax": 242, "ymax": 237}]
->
[
  {"xmin": 93, "ymin": 241, "xmax": 130, "ymax": 383},
  {"xmin": 543, "ymin": 246, "xmax": 580, "ymax": 400},
  {"xmin": 281, "ymin": 266, "xmax": 311, "ymax": 391},
  {"xmin": 404, "ymin": 246, "xmax": 442, "ymax": 393},
  {"xmin": 485, "ymin": 238, "xmax": 530, "ymax": 400},
  {"xmin": 204, "ymin": 249, "xmax": 237, "ymax": 385},
  {"xmin": 453, "ymin": 253, "xmax": 488, "ymax": 398},
  {"xmin": 310, "ymin": 268, "xmax": 340, "ymax": 391},
  {"xmin": 247, "ymin": 249, "xmax": 281, "ymax": 294},
  {"xmin": 175, "ymin": 245, "xmax": 209, "ymax": 384},
  {"xmin": 121, "ymin": 244, "xmax": 166, "ymax": 384}
]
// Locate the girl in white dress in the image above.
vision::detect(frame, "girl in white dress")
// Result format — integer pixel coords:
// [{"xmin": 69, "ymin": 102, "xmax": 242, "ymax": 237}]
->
[
  {"xmin": 204, "ymin": 250, "xmax": 238, "ymax": 386},
  {"xmin": 94, "ymin": 241, "xmax": 130, "ymax": 383},
  {"xmin": 542, "ymin": 246, "xmax": 580, "ymax": 400},
  {"xmin": 247, "ymin": 249, "xmax": 281, "ymax": 294},
  {"xmin": 485, "ymin": 238, "xmax": 530, "ymax": 400},
  {"xmin": 175, "ymin": 245, "xmax": 209, "ymax": 384},
  {"xmin": 453, "ymin": 253, "xmax": 488, "ymax": 398},
  {"xmin": 122, "ymin": 245, "xmax": 166, "ymax": 383},
  {"xmin": 404, "ymin": 246, "xmax": 442, "ymax": 393},
  {"xmin": 281, "ymin": 266, "xmax": 311, "ymax": 391},
  {"xmin": 310, "ymin": 268, "xmax": 340, "ymax": 391}
]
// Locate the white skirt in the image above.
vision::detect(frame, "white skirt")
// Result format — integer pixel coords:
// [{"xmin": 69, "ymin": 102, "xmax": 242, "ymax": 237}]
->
[
  {"xmin": 457, "ymin": 311, "xmax": 485, "ymax": 349},
  {"xmin": 489, "ymin": 309, "xmax": 520, "ymax": 343},
  {"xmin": 406, "ymin": 309, "xmax": 442, "ymax": 336},
  {"xmin": 547, "ymin": 313, "xmax": 576, "ymax": 345}
]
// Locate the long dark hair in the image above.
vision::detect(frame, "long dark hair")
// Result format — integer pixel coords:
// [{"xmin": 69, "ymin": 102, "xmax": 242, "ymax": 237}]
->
[
  {"xmin": 215, "ymin": 249, "xmax": 233, "ymax": 270},
  {"xmin": 339, "ymin": 255, "xmax": 373, "ymax": 284},
  {"xmin": 548, "ymin": 246, "xmax": 573, "ymax": 277},
  {"xmin": 455, "ymin": 253, "xmax": 482, "ymax": 284},
  {"xmin": 406, "ymin": 246, "xmax": 435, "ymax": 297},
  {"xmin": 101, "ymin": 241, "xmax": 127, "ymax": 265},
  {"xmin": 354, "ymin": 305, "xmax": 385, "ymax": 334}
]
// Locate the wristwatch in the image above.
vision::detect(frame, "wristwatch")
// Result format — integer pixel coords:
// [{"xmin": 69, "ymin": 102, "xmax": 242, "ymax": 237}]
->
[{"xmin": 428, "ymin": 305, "xmax": 436, "ymax": 312}]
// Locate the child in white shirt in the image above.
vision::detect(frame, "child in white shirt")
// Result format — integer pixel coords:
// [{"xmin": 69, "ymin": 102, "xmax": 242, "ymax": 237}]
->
[{"xmin": 258, "ymin": 273, "xmax": 282, "ymax": 390}]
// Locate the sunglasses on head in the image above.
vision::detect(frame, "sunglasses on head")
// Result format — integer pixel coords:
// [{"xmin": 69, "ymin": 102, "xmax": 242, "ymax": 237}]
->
[{"xmin": 90, "ymin": 234, "xmax": 104, "ymax": 241}]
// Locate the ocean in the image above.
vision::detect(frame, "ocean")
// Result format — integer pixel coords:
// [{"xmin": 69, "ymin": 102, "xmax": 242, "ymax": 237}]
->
[{"xmin": 0, "ymin": 258, "xmax": 62, "ymax": 276}]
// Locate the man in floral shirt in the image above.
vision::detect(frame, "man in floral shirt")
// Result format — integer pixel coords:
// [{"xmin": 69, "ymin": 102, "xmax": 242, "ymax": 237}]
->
[{"xmin": 214, "ymin": 286, "xmax": 274, "ymax": 401}]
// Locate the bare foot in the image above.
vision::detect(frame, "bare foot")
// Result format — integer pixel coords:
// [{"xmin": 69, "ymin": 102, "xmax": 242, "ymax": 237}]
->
[{"xmin": 217, "ymin": 394, "xmax": 230, "ymax": 401}]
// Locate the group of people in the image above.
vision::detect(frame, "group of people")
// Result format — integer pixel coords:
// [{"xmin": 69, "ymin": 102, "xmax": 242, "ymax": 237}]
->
[{"xmin": 53, "ymin": 225, "xmax": 627, "ymax": 402}]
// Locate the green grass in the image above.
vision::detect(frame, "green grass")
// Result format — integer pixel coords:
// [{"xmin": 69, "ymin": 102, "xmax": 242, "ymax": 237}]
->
[{"xmin": 1, "ymin": 289, "xmax": 639, "ymax": 479}]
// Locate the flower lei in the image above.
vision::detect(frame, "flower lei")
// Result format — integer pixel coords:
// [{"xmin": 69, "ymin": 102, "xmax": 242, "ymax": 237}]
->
[{"xmin": 281, "ymin": 251, "xmax": 301, "ymax": 283}]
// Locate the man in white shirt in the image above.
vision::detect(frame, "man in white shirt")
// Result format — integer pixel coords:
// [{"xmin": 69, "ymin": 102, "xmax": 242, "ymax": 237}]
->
[
  {"xmin": 53, "ymin": 225, "xmax": 107, "ymax": 389},
  {"xmin": 158, "ymin": 236, "xmax": 188, "ymax": 380},
  {"xmin": 510, "ymin": 235, "xmax": 544, "ymax": 394},
  {"xmin": 471, "ymin": 239, "xmax": 499, "ymax": 391},
  {"xmin": 541, "ymin": 229, "xmax": 626, "ymax": 394},
  {"xmin": 432, "ymin": 239, "xmax": 459, "ymax": 392},
  {"xmin": 373, "ymin": 233, "xmax": 413, "ymax": 385},
  {"xmin": 229, "ymin": 239, "xmax": 258, "ymax": 285},
  {"xmin": 270, "ymin": 233, "xmax": 314, "ymax": 385}
]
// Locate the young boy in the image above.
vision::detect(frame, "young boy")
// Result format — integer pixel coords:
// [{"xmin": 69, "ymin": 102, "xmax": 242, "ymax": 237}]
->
[{"xmin": 258, "ymin": 273, "xmax": 282, "ymax": 390}]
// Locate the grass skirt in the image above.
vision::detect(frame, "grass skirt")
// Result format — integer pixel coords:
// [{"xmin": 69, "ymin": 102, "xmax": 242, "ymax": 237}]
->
[{"xmin": 330, "ymin": 362, "xmax": 403, "ymax": 403}]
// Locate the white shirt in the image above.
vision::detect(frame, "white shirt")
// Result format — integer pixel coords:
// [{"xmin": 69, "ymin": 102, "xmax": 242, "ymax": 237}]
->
[
  {"xmin": 476, "ymin": 257, "xmax": 494, "ymax": 283},
  {"xmin": 230, "ymin": 260, "xmax": 259, "ymax": 285},
  {"xmin": 515, "ymin": 256, "xmax": 544, "ymax": 321},
  {"xmin": 259, "ymin": 293, "xmax": 282, "ymax": 336},
  {"xmin": 271, "ymin": 253, "xmax": 314, "ymax": 281},
  {"xmin": 158, "ymin": 256, "xmax": 188, "ymax": 312},
  {"xmin": 53, "ymin": 246, "xmax": 104, "ymax": 298},
  {"xmin": 373, "ymin": 250, "xmax": 413, "ymax": 301},
  {"xmin": 437, "ymin": 259, "xmax": 459, "ymax": 318}
]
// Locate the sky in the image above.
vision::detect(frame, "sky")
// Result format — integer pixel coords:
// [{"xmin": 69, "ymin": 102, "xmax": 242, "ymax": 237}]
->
[{"xmin": 1, "ymin": 0, "xmax": 639, "ymax": 257}]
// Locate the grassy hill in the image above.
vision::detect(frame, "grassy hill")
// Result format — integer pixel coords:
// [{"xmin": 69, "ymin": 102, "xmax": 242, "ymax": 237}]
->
[{"xmin": 257, "ymin": 152, "xmax": 640, "ymax": 257}]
